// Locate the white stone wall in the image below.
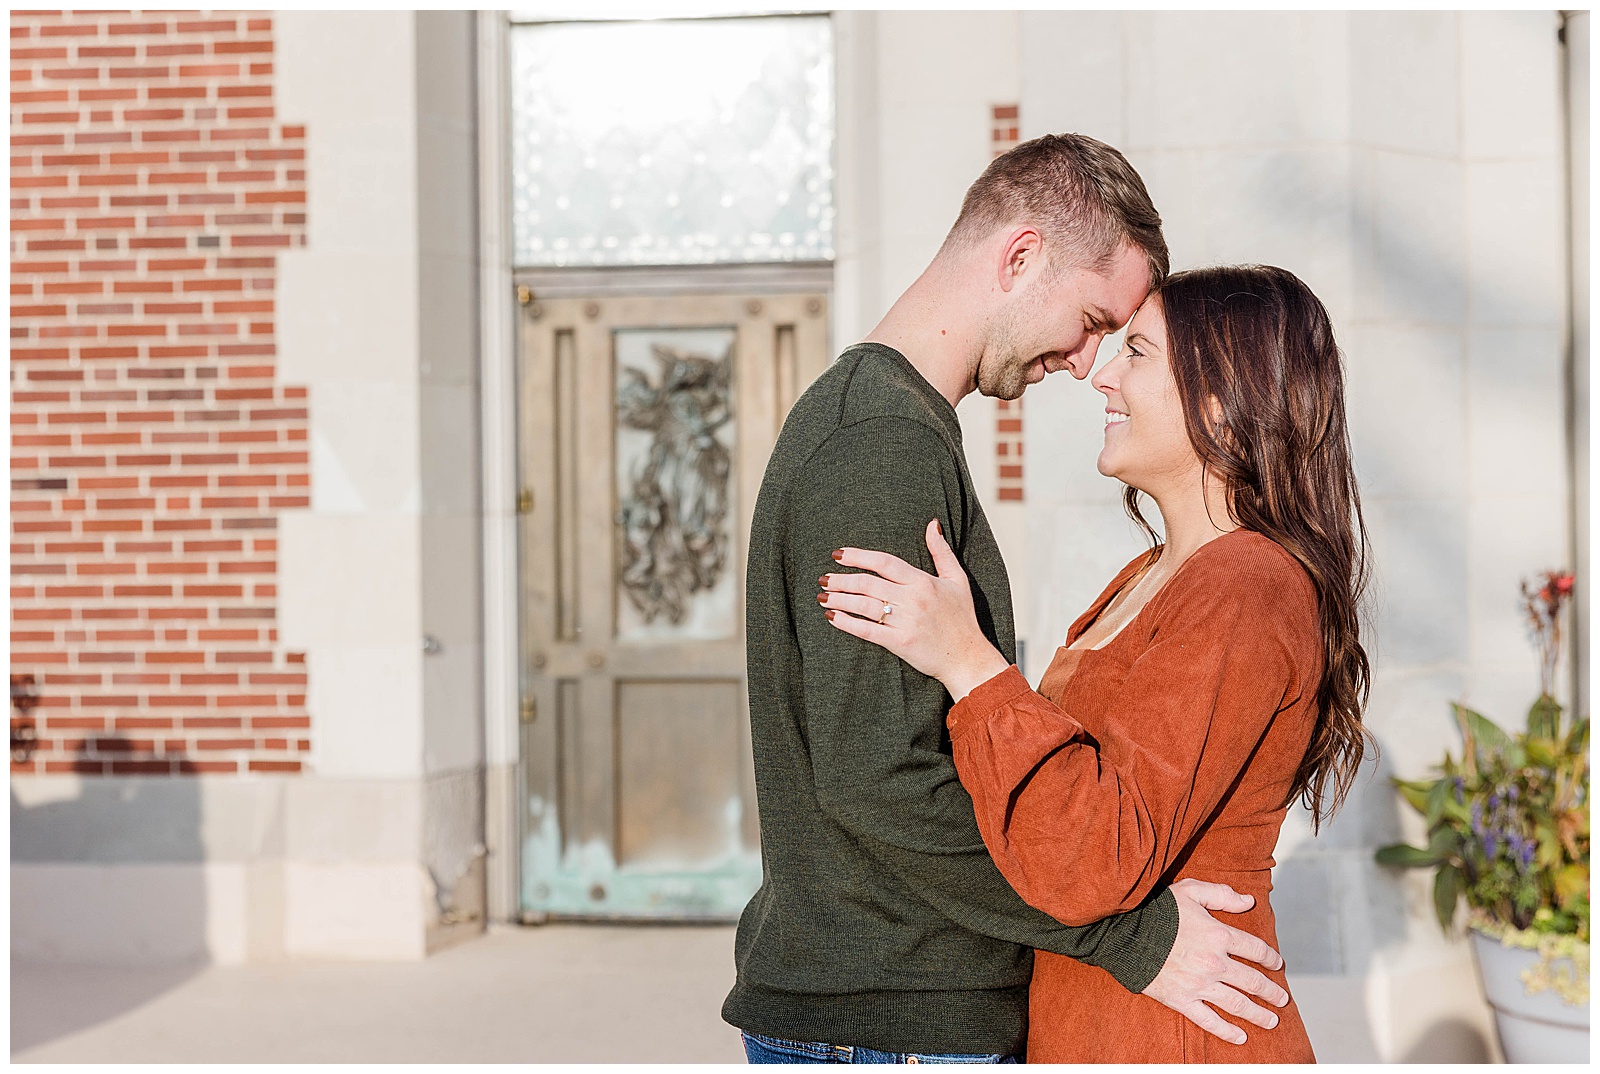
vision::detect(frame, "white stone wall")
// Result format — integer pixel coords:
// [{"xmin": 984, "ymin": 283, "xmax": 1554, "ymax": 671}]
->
[
  {"xmin": 826, "ymin": 8, "xmax": 1575, "ymax": 1063},
  {"xmin": 1008, "ymin": 9, "xmax": 1569, "ymax": 1062}
]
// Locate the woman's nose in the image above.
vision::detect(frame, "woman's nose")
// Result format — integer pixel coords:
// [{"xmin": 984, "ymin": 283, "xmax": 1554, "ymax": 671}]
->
[{"xmin": 1091, "ymin": 360, "xmax": 1117, "ymax": 394}]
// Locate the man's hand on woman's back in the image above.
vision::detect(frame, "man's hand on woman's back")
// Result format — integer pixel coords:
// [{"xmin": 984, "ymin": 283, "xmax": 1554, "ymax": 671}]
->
[{"xmin": 1141, "ymin": 878, "xmax": 1290, "ymax": 1045}]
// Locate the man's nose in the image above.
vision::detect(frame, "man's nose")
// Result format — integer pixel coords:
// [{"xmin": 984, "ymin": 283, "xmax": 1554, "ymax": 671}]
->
[{"xmin": 1066, "ymin": 333, "xmax": 1106, "ymax": 379}]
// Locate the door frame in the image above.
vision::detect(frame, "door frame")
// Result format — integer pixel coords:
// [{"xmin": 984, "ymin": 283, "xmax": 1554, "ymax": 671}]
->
[{"xmin": 476, "ymin": 11, "xmax": 837, "ymax": 925}]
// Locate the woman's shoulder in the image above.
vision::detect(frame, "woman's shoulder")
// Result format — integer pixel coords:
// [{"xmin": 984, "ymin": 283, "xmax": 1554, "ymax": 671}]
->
[{"xmin": 1166, "ymin": 530, "xmax": 1317, "ymax": 616}]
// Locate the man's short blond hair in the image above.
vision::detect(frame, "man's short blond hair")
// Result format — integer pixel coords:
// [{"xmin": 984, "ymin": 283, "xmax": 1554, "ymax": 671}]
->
[{"xmin": 946, "ymin": 133, "xmax": 1169, "ymax": 287}]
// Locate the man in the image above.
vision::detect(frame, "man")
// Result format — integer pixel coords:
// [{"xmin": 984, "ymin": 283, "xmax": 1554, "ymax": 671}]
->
[{"xmin": 722, "ymin": 134, "xmax": 1289, "ymax": 1063}]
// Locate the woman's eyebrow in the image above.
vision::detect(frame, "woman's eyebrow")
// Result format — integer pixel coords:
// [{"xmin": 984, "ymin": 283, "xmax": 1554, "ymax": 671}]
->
[{"xmin": 1125, "ymin": 331, "xmax": 1160, "ymax": 351}]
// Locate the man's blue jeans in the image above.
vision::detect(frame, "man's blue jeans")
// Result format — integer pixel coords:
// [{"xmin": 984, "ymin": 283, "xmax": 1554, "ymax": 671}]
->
[{"xmin": 742, "ymin": 1031, "xmax": 1020, "ymax": 1064}]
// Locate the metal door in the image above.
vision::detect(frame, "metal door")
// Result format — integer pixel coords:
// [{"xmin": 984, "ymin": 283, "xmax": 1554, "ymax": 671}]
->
[{"xmin": 517, "ymin": 291, "xmax": 830, "ymax": 919}]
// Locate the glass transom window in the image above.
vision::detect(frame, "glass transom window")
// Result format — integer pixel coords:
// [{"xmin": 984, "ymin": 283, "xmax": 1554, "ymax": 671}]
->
[{"xmin": 510, "ymin": 15, "xmax": 835, "ymax": 268}]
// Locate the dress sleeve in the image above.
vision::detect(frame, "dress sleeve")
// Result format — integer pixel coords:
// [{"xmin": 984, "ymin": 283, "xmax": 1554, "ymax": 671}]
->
[
  {"xmin": 945, "ymin": 547, "xmax": 1314, "ymax": 927},
  {"xmin": 790, "ymin": 416, "xmax": 1179, "ymax": 991}
]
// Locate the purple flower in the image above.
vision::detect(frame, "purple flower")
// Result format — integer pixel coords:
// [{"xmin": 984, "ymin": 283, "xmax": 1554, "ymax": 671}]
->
[
  {"xmin": 1471, "ymin": 801, "xmax": 1484, "ymax": 836},
  {"xmin": 1507, "ymin": 784, "xmax": 1519, "ymax": 805}
]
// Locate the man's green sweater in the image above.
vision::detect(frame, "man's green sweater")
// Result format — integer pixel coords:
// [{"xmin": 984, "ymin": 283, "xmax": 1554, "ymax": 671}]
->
[{"xmin": 721, "ymin": 344, "xmax": 1180, "ymax": 1055}]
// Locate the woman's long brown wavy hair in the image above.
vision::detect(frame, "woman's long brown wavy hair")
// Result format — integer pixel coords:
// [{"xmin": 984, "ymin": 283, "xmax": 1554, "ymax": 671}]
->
[{"xmin": 1124, "ymin": 264, "xmax": 1373, "ymax": 830}]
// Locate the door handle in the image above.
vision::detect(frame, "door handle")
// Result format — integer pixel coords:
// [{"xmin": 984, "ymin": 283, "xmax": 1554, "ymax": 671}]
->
[{"xmin": 586, "ymin": 651, "xmax": 605, "ymax": 669}]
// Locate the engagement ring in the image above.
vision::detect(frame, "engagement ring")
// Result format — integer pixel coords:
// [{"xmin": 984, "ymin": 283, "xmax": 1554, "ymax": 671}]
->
[{"xmin": 880, "ymin": 602, "xmax": 893, "ymax": 623}]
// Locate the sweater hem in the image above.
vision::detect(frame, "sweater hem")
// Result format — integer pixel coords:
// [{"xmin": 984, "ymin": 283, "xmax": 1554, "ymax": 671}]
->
[{"xmin": 722, "ymin": 979, "xmax": 1030, "ymax": 1056}]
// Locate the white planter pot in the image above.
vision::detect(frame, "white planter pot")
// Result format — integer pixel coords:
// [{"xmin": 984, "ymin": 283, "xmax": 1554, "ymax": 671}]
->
[{"xmin": 1469, "ymin": 929, "xmax": 1590, "ymax": 1063}]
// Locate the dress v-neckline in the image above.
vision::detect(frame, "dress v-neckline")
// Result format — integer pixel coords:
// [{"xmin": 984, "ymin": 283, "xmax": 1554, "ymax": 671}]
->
[{"xmin": 1066, "ymin": 529, "xmax": 1248, "ymax": 654}]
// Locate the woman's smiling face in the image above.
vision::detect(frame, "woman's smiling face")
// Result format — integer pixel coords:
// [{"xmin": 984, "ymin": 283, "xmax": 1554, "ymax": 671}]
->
[{"xmin": 1090, "ymin": 294, "xmax": 1201, "ymax": 494}]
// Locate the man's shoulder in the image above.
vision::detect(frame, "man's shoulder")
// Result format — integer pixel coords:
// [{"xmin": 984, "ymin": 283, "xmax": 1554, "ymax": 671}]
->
[{"xmin": 787, "ymin": 344, "xmax": 959, "ymax": 456}]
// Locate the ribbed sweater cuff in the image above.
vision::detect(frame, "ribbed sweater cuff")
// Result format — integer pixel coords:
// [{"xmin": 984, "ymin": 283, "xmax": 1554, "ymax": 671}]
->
[
  {"xmin": 946, "ymin": 664, "xmax": 1033, "ymax": 740},
  {"xmin": 1100, "ymin": 887, "xmax": 1182, "ymax": 994}
]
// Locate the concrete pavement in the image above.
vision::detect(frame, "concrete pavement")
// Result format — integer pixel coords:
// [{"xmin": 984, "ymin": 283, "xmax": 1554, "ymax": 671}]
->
[
  {"xmin": 11, "ymin": 924, "xmax": 1439, "ymax": 1063},
  {"xmin": 12, "ymin": 924, "xmax": 747, "ymax": 1063}
]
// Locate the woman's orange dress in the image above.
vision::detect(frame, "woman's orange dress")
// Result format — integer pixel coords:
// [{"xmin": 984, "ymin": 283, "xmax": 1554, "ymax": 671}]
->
[{"xmin": 947, "ymin": 530, "xmax": 1320, "ymax": 1063}]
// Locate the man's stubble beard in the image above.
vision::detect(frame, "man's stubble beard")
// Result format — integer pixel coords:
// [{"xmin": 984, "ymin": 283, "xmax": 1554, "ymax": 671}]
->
[{"xmin": 975, "ymin": 297, "xmax": 1042, "ymax": 402}]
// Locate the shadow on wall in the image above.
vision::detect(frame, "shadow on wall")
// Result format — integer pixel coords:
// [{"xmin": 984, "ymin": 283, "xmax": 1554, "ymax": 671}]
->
[{"xmin": 10, "ymin": 684, "xmax": 207, "ymax": 1055}]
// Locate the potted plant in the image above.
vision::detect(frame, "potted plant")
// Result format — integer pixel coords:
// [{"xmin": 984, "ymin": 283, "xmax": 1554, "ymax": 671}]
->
[{"xmin": 1376, "ymin": 570, "xmax": 1589, "ymax": 1063}]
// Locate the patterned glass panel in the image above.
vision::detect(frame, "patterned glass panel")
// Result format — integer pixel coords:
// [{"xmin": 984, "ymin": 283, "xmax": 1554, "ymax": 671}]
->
[
  {"xmin": 510, "ymin": 16, "xmax": 835, "ymax": 267},
  {"xmin": 614, "ymin": 327, "xmax": 738, "ymax": 641}
]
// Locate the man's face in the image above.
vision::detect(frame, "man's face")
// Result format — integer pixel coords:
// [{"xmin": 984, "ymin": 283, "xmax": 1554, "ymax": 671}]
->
[{"xmin": 976, "ymin": 243, "xmax": 1152, "ymax": 401}]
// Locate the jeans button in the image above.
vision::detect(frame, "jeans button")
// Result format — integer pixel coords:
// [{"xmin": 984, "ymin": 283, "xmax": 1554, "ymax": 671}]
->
[{"xmin": 906, "ymin": 1058, "xmax": 919, "ymax": 1065}]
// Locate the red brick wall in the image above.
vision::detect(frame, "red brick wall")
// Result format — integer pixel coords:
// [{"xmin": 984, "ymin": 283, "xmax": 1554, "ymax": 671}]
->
[
  {"xmin": 10, "ymin": 9, "xmax": 311, "ymax": 777},
  {"xmin": 991, "ymin": 104, "xmax": 1023, "ymax": 502}
]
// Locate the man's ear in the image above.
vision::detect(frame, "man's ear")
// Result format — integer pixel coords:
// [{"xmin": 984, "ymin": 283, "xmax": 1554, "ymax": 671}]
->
[{"xmin": 998, "ymin": 226, "xmax": 1043, "ymax": 293}]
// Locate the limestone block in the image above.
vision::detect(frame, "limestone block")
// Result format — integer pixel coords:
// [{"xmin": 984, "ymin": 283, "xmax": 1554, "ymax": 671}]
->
[
  {"xmin": 1465, "ymin": 494, "xmax": 1569, "ymax": 704},
  {"xmin": 1125, "ymin": 148, "xmax": 1205, "ymax": 271},
  {"xmin": 283, "ymin": 778, "xmax": 423, "ymax": 863},
  {"xmin": 1461, "ymin": 11, "xmax": 1563, "ymax": 160},
  {"xmin": 1364, "ymin": 498, "xmax": 1469, "ymax": 669},
  {"xmin": 878, "ymin": 11, "xmax": 1020, "ymax": 108},
  {"xmin": 279, "ymin": 513, "xmax": 422, "ymax": 647},
  {"xmin": 1191, "ymin": 148, "xmax": 1356, "ymax": 322},
  {"xmin": 1351, "ymin": 12, "xmax": 1460, "ymax": 156},
  {"xmin": 1466, "ymin": 160, "xmax": 1565, "ymax": 327},
  {"xmin": 276, "ymin": 12, "xmax": 418, "ymax": 258},
  {"xmin": 1344, "ymin": 325, "xmax": 1465, "ymax": 502},
  {"xmin": 1269, "ymin": 855, "xmax": 1344, "ymax": 974},
  {"xmin": 1371, "ymin": 152, "xmax": 1467, "ymax": 326},
  {"xmin": 295, "ymin": 645, "xmax": 425, "ymax": 780},
  {"xmin": 277, "ymin": 252, "xmax": 422, "ymax": 386},
  {"xmin": 284, "ymin": 861, "xmax": 430, "ymax": 960},
  {"xmin": 1465, "ymin": 328, "xmax": 1567, "ymax": 502},
  {"xmin": 1020, "ymin": 11, "xmax": 1125, "ymax": 145},
  {"xmin": 419, "ymin": 384, "xmax": 481, "ymax": 517},
  {"xmin": 1125, "ymin": 11, "xmax": 1344, "ymax": 150},
  {"xmin": 306, "ymin": 380, "xmax": 422, "ymax": 515},
  {"xmin": 419, "ymin": 255, "xmax": 480, "ymax": 385}
]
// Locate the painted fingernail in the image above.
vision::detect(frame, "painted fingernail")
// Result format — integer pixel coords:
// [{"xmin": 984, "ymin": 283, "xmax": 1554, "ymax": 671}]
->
[
  {"xmin": 830, "ymin": 549, "xmax": 844, "ymax": 561},
  {"xmin": 819, "ymin": 574, "xmax": 830, "ymax": 587},
  {"xmin": 816, "ymin": 592, "xmax": 827, "ymax": 604},
  {"xmin": 934, "ymin": 520, "xmax": 943, "ymax": 536},
  {"xmin": 824, "ymin": 609, "xmax": 836, "ymax": 621}
]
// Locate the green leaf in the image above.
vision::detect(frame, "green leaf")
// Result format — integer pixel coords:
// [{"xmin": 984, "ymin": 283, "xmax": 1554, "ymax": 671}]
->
[
  {"xmin": 1453, "ymin": 702, "xmax": 1512, "ymax": 763},
  {"xmin": 1424, "ymin": 778, "xmax": 1453, "ymax": 829},
  {"xmin": 1567, "ymin": 715, "xmax": 1590, "ymax": 755},
  {"xmin": 1426, "ymin": 825, "xmax": 1460, "ymax": 857},
  {"xmin": 1375, "ymin": 843, "xmax": 1445, "ymax": 868},
  {"xmin": 1394, "ymin": 779, "xmax": 1436, "ymax": 816},
  {"xmin": 1434, "ymin": 863, "xmax": 1464, "ymax": 931},
  {"xmin": 1527, "ymin": 694, "xmax": 1562, "ymax": 739},
  {"xmin": 1525, "ymin": 736, "xmax": 1558, "ymax": 768}
]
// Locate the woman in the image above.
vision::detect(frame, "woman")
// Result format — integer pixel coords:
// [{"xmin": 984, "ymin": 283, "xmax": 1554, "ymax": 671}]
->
[{"xmin": 818, "ymin": 265, "xmax": 1371, "ymax": 1063}]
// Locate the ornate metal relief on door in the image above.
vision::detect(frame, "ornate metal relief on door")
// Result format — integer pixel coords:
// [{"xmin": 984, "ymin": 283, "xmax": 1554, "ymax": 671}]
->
[{"xmin": 614, "ymin": 328, "xmax": 738, "ymax": 641}]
